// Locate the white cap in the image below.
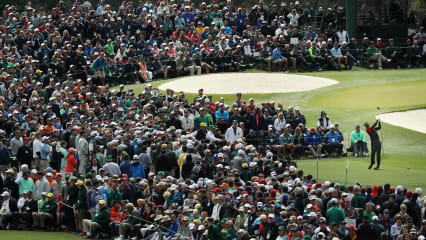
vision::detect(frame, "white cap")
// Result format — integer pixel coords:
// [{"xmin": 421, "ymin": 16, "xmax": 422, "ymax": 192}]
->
[
  {"xmin": 308, "ymin": 212, "xmax": 317, "ymax": 217},
  {"xmin": 238, "ymin": 149, "xmax": 245, "ymax": 155},
  {"xmin": 1, "ymin": 191, "xmax": 10, "ymax": 197},
  {"xmin": 260, "ymin": 214, "xmax": 267, "ymax": 220},
  {"xmin": 289, "ymin": 166, "xmax": 296, "ymax": 171},
  {"xmin": 268, "ymin": 214, "xmax": 275, "ymax": 218},
  {"xmin": 216, "ymin": 164, "xmax": 223, "ymax": 169}
]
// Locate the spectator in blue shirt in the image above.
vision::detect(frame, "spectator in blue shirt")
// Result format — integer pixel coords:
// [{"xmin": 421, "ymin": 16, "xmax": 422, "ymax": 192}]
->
[
  {"xmin": 279, "ymin": 127, "xmax": 296, "ymax": 158},
  {"xmin": 330, "ymin": 42, "xmax": 348, "ymax": 70},
  {"xmin": 119, "ymin": 154, "xmax": 132, "ymax": 177},
  {"xmin": 93, "ymin": 52, "xmax": 107, "ymax": 85},
  {"xmin": 182, "ymin": 6, "xmax": 194, "ymax": 25},
  {"xmin": 324, "ymin": 125, "xmax": 343, "ymax": 156},
  {"xmin": 272, "ymin": 47, "xmax": 289, "ymax": 72},
  {"xmin": 215, "ymin": 103, "xmax": 230, "ymax": 122},
  {"xmin": 305, "ymin": 127, "xmax": 324, "ymax": 158},
  {"xmin": 265, "ymin": 128, "xmax": 279, "ymax": 146}
]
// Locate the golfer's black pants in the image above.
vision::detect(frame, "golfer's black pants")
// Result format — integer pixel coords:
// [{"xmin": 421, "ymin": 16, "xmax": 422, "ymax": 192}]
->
[{"xmin": 370, "ymin": 141, "xmax": 381, "ymax": 167}]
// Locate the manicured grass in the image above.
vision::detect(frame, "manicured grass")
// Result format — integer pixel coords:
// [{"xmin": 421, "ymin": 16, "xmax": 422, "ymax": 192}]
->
[
  {"xmin": 308, "ymin": 80, "xmax": 426, "ymax": 109},
  {"xmin": 0, "ymin": 230, "xmax": 83, "ymax": 240},
  {"xmin": 115, "ymin": 68, "xmax": 426, "ymax": 190}
]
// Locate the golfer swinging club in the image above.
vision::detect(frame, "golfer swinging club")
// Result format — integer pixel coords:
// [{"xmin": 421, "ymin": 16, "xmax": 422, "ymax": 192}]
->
[{"xmin": 364, "ymin": 119, "xmax": 382, "ymax": 170}]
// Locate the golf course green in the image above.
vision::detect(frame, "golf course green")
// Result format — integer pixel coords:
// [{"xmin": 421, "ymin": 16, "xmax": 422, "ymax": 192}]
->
[{"xmin": 114, "ymin": 68, "xmax": 426, "ymax": 190}]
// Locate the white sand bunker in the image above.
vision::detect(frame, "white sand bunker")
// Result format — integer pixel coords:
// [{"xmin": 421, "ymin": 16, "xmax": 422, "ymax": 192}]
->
[
  {"xmin": 379, "ymin": 109, "xmax": 426, "ymax": 134},
  {"xmin": 159, "ymin": 73, "xmax": 338, "ymax": 94}
]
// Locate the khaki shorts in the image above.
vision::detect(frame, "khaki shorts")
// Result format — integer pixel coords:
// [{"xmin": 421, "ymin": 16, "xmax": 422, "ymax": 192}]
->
[{"xmin": 96, "ymin": 70, "xmax": 105, "ymax": 78}]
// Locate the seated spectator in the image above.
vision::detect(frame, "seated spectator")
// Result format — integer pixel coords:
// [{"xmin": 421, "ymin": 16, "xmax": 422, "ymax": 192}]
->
[
  {"xmin": 115, "ymin": 203, "xmax": 140, "ymax": 240},
  {"xmin": 317, "ymin": 111, "xmax": 333, "ymax": 132},
  {"xmin": 82, "ymin": 199, "xmax": 110, "ymax": 239},
  {"xmin": 272, "ymin": 46, "xmax": 289, "ymax": 72},
  {"xmin": 367, "ymin": 41, "xmax": 391, "ymax": 70},
  {"xmin": 331, "ymin": 42, "xmax": 348, "ymax": 70},
  {"xmin": 351, "ymin": 124, "xmax": 369, "ymax": 157},
  {"xmin": 305, "ymin": 127, "xmax": 323, "ymax": 158},
  {"xmin": 0, "ymin": 191, "xmax": 18, "ymax": 229},
  {"xmin": 279, "ymin": 127, "xmax": 296, "ymax": 158},
  {"xmin": 293, "ymin": 127, "xmax": 306, "ymax": 159},
  {"xmin": 385, "ymin": 39, "xmax": 402, "ymax": 69},
  {"xmin": 32, "ymin": 192, "xmax": 57, "ymax": 230},
  {"xmin": 324, "ymin": 125, "xmax": 343, "ymax": 156},
  {"xmin": 407, "ymin": 40, "xmax": 424, "ymax": 68}
]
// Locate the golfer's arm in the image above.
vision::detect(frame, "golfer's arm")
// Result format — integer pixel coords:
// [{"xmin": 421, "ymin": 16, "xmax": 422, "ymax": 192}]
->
[{"xmin": 375, "ymin": 121, "xmax": 381, "ymax": 131}]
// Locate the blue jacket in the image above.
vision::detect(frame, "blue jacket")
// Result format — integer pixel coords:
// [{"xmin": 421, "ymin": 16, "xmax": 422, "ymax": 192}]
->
[
  {"xmin": 215, "ymin": 110, "xmax": 229, "ymax": 122},
  {"xmin": 182, "ymin": 12, "xmax": 194, "ymax": 24},
  {"xmin": 130, "ymin": 162, "xmax": 145, "ymax": 179},
  {"xmin": 93, "ymin": 57, "xmax": 106, "ymax": 70},
  {"xmin": 305, "ymin": 132, "xmax": 323, "ymax": 145},
  {"xmin": 265, "ymin": 134, "xmax": 279, "ymax": 146},
  {"xmin": 236, "ymin": 12, "xmax": 247, "ymax": 28},
  {"xmin": 120, "ymin": 160, "xmax": 132, "ymax": 176},
  {"xmin": 279, "ymin": 134, "xmax": 294, "ymax": 144},
  {"xmin": 325, "ymin": 131, "xmax": 341, "ymax": 144},
  {"xmin": 0, "ymin": 146, "xmax": 11, "ymax": 165},
  {"xmin": 166, "ymin": 220, "xmax": 180, "ymax": 237},
  {"xmin": 273, "ymin": 48, "xmax": 284, "ymax": 60}
]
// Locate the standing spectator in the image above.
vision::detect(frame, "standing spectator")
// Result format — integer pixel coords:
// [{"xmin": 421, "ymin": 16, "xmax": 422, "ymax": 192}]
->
[
  {"xmin": 0, "ymin": 140, "xmax": 11, "ymax": 173},
  {"xmin": 77, "ymin": 131, "xmax": 89, "ymax": 174}
]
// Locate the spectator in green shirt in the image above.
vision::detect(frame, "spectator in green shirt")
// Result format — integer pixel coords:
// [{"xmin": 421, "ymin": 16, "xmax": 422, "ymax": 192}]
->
[
  {"xmin": 107, "ymin": 182, "xmax": 123, "ymax": 208},
  {"xmin": 367, "ymin": 41, "xmax": 391, "ymax": 70},
  {"xmin": 194, "ymin": 107, "xmax": 210, "ymax": 130},
  {"xmin": 385, "ymin": 39, "xmax": 402, "ymax": 69},
  {"xmin": 205, "ymin": 217, "xmax": 223, "ymax": 240},
  {"xmin": 82, "ymin": 199, "xmax": 110, "ymax": 238},
  {"xmin": 351, "ymin": 124, "xmax": 368, "ymax": 157},
  {"xmin": 32, "ymin": 192, "xmax": 57, "ymax": 230},
  {"xmin": 351, "ymin": 185, "xmax": 366, "ymax": 209},
  {"xmin": 326, "ymin": 198, "xmax": 346, "ymax": 225}
]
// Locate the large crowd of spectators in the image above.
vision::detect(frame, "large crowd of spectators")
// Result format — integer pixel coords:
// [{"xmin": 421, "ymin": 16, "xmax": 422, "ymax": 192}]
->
[{"xmin": 0, "ymin": 0, "xmax": 426, "ymax": 240}]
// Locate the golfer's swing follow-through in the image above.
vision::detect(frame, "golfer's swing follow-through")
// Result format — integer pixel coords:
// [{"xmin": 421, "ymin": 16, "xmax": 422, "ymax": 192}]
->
[{"xmin": 364, "ymin": 107, "xmax": 383, "ymax": 170}]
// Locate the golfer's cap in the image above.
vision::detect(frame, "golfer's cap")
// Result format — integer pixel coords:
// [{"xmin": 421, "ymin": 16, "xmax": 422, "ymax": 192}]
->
[
  {"xmin": 377, "ymin": 38, "xmax": 382, "ymax": 41},
  {"xmin": 41, "ymin": 192, "xmax": 48, "ymax": 196},
  {"xmin": 47, "ymin": 193, "xmax": 54, "ymax": 198},
  {"xmin": 364, "ymin": 37, "xmax": 369, "ymax": 40},
  {"xmin": 355, "ymin": 124, "xmax": 360, "ymax": 128},
  {"xmin": 410, "ymin": 228, "xmax": 417, "ymax": 233},
  {"xmin": 364, "ymin": 122, "xmax": 369, "ymax": 126},
  {"xmin": 383, "ymin": 209, "xmax": 390, "ymax": 214}
]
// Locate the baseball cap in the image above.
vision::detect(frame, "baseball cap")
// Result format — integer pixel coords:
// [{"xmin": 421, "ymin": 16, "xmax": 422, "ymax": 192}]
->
[
  {"xmin": 1, "ymin": 191, "xmax": 10, "ymax": 197},
  {"xmin": 348, "ymin": 225, "xmax": 357, "ymax": 231}
]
